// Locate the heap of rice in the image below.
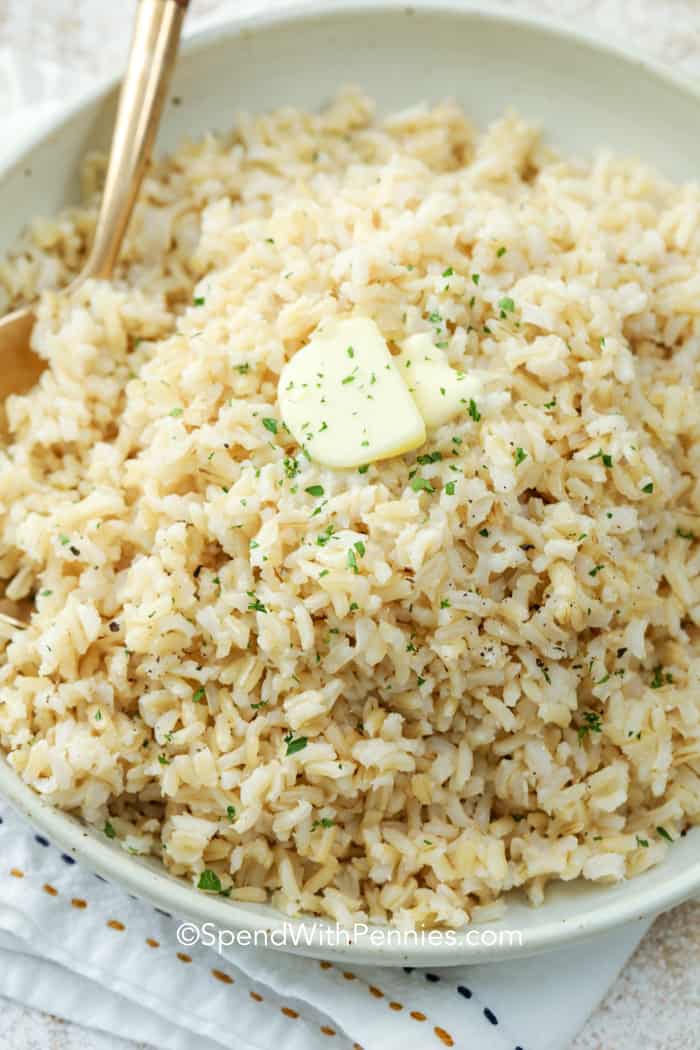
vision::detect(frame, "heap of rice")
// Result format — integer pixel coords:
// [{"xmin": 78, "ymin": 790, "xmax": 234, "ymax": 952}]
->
[{"xmin": 1, "ymin": 89, "xmax": 699, "ymax": 929}]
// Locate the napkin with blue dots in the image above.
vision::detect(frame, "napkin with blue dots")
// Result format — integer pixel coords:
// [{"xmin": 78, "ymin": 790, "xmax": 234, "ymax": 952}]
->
[{"xmin": 0, "ymin": 802, "xmax": 650, "ymax": 1050}]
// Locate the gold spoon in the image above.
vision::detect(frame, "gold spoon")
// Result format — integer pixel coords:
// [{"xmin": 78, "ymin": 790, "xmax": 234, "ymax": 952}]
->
[
  {"xmin": 0, "ymin": 0, "xmax": 189, "ymax": 631},
  {"xmin": 0, "ymin": 0, "xmax": 189, "ymax": 404}
]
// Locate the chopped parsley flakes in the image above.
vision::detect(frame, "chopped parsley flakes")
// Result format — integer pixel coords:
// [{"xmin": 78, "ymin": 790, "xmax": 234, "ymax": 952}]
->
[
  {"xmin": 316, "ymin": 525, "xmax": 335, "ymax": 547},
  {"xmin": 285, "ymin": 734, "xmax": 308, "ymax": 756},
  {"xmin": 650, "ymin": 666, "xmax": 672, "ymax": 689},
  {"xmin": 589, "ymin": 448, "xmax": 613, "ymax": 468},
  {"xmin": 247, "ymin": 591, "xmax": 268, "ymax": 613},
  {"xmin": 198, "ymin": 869, "xmax": 222, "ymax": 892},
  {"xmin": 676, "ymin": 527, "xmax": 695, "ymax": 540},
  {"xmin": 578, "ymin": 710, "xmax": 603, "ymax": 740},
  {"xmin": 284, "ymin": 457, "xmax": 300, "ymax": 479}
]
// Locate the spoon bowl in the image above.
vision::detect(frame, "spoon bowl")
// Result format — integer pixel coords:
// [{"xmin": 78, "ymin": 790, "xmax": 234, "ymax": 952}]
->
[{"xmin": 0, "ymin": 0, "xmax": 189, "ymax": 629}]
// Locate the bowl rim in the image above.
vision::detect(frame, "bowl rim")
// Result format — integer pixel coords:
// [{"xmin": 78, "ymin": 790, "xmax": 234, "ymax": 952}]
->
[
  {"xmin": 5, "ymin": 0, "xmax": 700, "ymax": 180},
  {"xmin": 2, "ymin": 0, "xmax": 700, "ymax": 965}
]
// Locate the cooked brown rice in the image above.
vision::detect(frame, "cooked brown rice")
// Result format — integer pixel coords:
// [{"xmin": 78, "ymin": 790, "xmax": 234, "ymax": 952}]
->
[{"xmin": 1, "ymin": 89, "xmax": 699, "ymax": 928}]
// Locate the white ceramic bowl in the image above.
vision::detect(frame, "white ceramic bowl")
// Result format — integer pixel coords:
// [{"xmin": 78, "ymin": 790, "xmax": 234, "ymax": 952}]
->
[{"xmin": 2, "ymin": 0, "xmax": 700, "ymax": 966}]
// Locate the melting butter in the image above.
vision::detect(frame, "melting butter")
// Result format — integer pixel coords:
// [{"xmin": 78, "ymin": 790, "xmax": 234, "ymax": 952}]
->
[
  {"xmin": 395, "ymin": 333, "xmax": 480, "ymax": 428},
  {"xmin": 278, "ymin": 318, "xmax": 426, "ymax": 469}
]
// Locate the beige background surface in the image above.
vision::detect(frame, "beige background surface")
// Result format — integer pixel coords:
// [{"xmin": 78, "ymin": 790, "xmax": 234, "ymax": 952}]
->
[{"xmin": 0, "ymin": 1, "xmax": 699, "ymax": 1048}]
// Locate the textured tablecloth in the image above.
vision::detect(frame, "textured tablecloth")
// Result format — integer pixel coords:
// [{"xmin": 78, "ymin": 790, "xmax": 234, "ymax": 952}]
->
[{"xmin": 0, "ymin": 3, "xmax": 699, "ymax": 1049}]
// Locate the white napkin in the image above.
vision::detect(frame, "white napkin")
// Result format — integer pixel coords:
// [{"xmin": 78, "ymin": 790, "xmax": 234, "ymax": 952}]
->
[
  {"xmin": 0, "ymin": 804, "xmax": 649, "ymax": 1050},
  {"xmin": 0, "ymin": 7, "xmax": 652, "ymax": 1049}
]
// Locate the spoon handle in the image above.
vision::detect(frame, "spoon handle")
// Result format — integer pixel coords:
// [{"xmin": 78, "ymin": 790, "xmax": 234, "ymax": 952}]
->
[{"xmin": 83, "ymin": 0, "xmax": 189, "ymax": 280}]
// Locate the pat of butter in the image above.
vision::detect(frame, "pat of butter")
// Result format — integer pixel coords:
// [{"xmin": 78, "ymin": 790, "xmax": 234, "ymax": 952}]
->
[
  {"xmin": 396, "ymin": 333, "xmax": 480, "ymax": 428},
  {"xmin": 278, "ymin": 318, "xmax": 426, "ymax": 469}
]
